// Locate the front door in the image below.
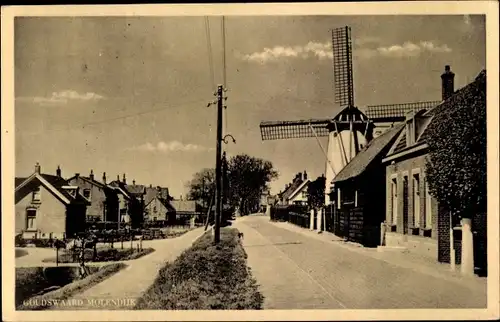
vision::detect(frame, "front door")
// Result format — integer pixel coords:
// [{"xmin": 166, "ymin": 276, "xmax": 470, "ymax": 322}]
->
[{"xmin": 403, "ymin": 176, "xmax": 409, "ymax": 234}]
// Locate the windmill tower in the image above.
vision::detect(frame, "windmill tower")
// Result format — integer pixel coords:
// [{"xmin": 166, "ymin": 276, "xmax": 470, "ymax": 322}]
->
[{"xmin": 260, "ymin": 26, "xmax": 441, "ymax": 226}]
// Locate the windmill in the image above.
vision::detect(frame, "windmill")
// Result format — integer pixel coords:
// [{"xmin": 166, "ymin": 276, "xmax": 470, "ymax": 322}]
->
[{"xmin": 260, "ymin": 26, "xmax": 440, "ymax": 209}]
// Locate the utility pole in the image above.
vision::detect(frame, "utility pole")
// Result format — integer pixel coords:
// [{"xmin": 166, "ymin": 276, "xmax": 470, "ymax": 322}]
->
[{"xmin": 214, "ymin": 84, "xmax": 224, "ymax": 244}]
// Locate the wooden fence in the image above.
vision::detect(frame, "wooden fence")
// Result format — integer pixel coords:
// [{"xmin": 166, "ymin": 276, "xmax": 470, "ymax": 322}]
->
[{"xmin": 270, "ymin": 205, "xmax": 310, "ymax": 229}]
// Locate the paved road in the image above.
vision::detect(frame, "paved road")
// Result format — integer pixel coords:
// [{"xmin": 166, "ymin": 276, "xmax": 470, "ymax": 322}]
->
[
  {"xmin": 234, "ymin": 215, "xmax": 487, "ymax": 309},
  {"xmin": 46, "ymin": 227, "xmax": 205, "ymax": 310}
]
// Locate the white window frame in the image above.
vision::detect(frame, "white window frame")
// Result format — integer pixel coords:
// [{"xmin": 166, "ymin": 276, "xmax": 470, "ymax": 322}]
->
[
  {"xmin": 83, "ymin": 188, "xmax": 92, "ymax": 201},
  {"xmin": 32, "ymin": 186, "xmax": 41, "ymax": 202},
  {"xmin": 26, "ymin": 209, "xmax": 37, "ymax": 231}
]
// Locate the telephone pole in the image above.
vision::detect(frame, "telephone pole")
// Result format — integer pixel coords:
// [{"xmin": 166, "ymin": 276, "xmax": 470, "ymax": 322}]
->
[{"xmin": 214, "ymin": 84, "xmax": 224, "ymax": 244}]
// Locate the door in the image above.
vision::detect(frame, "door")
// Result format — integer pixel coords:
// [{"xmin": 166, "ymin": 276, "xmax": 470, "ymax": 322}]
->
[
  {"xmin": 391, "ymin": 178, "xmax": 398, "ymax": 226},
  {"xmin": 403, "ymin": 176, "xmax": 409, "ymax": 234}
]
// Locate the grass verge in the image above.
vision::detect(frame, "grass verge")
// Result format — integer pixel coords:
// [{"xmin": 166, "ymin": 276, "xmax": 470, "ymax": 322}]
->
[
  {"xmin": 42, "ymin": 247, "xmax": 154, "ymax": 263},
  {"xmin": 135, "ymin": 227, "xmax": 263, "ymax": 310},
  {"xmin": 17, "ymin": 263, "xmax": 127, "ymax": 310}
]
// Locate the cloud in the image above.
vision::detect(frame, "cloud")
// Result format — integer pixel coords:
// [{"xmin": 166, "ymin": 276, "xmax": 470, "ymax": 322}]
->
[
  {"xmin": 356, "ymin": 41, "xmax": 452, "ymax": 59},
  {"xmin": 130, "ymin": 141, "xmax": 214, "ymax": 153},
  {"xmin": 239, "ymin": 39, "xmax": 451, "ymax": 64},
  {"xmin": 354, "ymin": 36, "xmax": 382, "ymax": 46},
  {"xmin": 239, "ymin": 41, "xmax": 333, "ymax": 64},
  {"xmin": 17, "ymin": 90, "xmax": 105, "ymax": 106}
]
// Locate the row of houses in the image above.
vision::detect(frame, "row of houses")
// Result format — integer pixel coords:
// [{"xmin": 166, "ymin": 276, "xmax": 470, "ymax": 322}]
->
[
  {"xmin": 15, "ymin": 165, "xmax": 198, "ymax": 240},
  {"xmin": 269, "ymin": 67, "xmax": 487, "ymax": 275}
]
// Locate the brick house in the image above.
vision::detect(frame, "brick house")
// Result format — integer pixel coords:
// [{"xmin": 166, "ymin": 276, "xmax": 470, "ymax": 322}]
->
[
  {"xmin": 287, "ymin": 175, "xmax": 310, "ymax": 206},
  {"xmin": 330, "ymin": 124, "xmax": 404, "ymax": 247},
  {"xmin": 108, "ymin": 174, "xmax": 146, "ymax": 228},
  {"xmin": 66, "ymin": 170, "xmax": 119, "ymax": 224},
  {"xmin": 381, "ymin": 67, "xmax": 487, "ymax": 274},
  {"xmin": 15, "ymin": 163, "xmax": 89, "ymax": 240},
  {"xmin": 145, "ymin": 196, "xmax": 175, "ymax": 223}
]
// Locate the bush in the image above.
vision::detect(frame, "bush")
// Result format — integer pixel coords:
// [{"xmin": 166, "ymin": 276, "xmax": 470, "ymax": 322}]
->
[
  {"xmin": 15, "ymin": 234, "xmax": 27, "ymax": 247},
  {"xmin": 425, "ymin": 70, "xmax": 486, "ymax": 219},
  {"xmin": 136, "ymin": 228, "xmax": 263, "ymax": 310}
]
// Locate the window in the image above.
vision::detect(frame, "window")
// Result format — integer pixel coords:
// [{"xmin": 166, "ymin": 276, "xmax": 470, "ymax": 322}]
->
[
  {"xmin": 413, "ymin": 173, "xmax": 420, "ymax": 228},
  {"xmin": 153, "ymin": 217, "xmax": 157, "ymax": 221},
  {"xmin": 301, "ymin": 191, "xmax": 308, "ymax": 199},
  {"xmin": 424, "ymin": 181, "xmax": 432, "ymax": 229},
  {"xmin": 32, "ymin": 186, "xmax": 41, "ymax": 202},
  {"xmin": 153, "ymin": 206, "xmax": 157, "ymax": 213},
  {"xmin": 83, "ymin": 189, "xmax": 91, "ymax": 200},
  {"xmin": 26, "ymin": 209, "xmax": 36, "ymax": 230},
  {"xmin": 391, "ymin": 178, "xmax": 398, "ymax": 225}
]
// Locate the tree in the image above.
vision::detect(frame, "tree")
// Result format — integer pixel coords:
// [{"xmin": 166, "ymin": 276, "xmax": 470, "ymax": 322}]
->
[
  {"xmin": 227, "ymin": 154, "xmax": 279, "ymax": 216},
  {"xmin": 425, "ymin": 70, "xmax": 486, "ymax": 275},
  {"xmin": 186, "ymin": 168, "xmax": 216, "ymax": 208},
  {"xmin": 187, "ymin": 154, "xmax": 279, "ymax": 220},
  {"xmin": 307, "ymin": 175, "xmax": 326, "ymax": 210}
]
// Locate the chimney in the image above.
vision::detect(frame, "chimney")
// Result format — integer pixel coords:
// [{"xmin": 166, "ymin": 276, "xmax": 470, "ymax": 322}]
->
[
  {"xmin": 117, "ymin": 175, "xmax": 120, "ymax": 182},
  {"xmin": 56, "ymin": 165, "xmax": 61, "ymax": 177},
  {"xmin": 132, "ymin": 179, "xmax": 136, "ymax": 185},
  {"xmin": 34, "ymin": 162, "xmax": 41, "ymax": 174},
  {"xmin": 75, "ymin": 173, "xmax": 80, "ymax": 178},
  {"xmin": 303, "ymin": 170, "xmax": 308, "ymax": 180},
  {"xmin": 441, "ymin": 65, "xmax": 455, "ymax": 101},
  {"xmin": 122, "ymin": 173, "xmax": 126, "ymax": 184},
  {"xmin": 102, "ymin": 172, "xmax": 107, "ymax": 184},
  {"xmin": 150, "ymin": 184, "xmax": 153, "ymax": 188},
  {"xmin": 89, "ymin": 169, "xmax": 94, "ymax": 181}
]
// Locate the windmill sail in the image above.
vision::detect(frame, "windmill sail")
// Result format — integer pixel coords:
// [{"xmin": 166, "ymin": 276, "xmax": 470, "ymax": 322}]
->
[
  {"xmin": 332, "ymin": 26, "xmax": 354, "ymax": 108},
  {"xmin": 366, "ymin": 101, "xmax": 440, "ymax": 123},
  {"xmin": 260, "ymin": 118, "xmax": 331, "ymax": 141}
]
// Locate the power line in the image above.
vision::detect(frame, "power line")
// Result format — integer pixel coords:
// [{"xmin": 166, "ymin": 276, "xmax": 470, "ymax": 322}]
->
[
  {"xmin": 221, "ymin": 16, "xmax": 228, "ymax": 139},
  {"xmin": 221, "ymin": 16, "xmax": 227, "ymax": 88},
  {"xmin": 17, "ymin": 98, "xmax": 208, "ymax": 137},
  {"xmin": 204, "ymin": 16, "xmax": 216, "ymax": 91}
]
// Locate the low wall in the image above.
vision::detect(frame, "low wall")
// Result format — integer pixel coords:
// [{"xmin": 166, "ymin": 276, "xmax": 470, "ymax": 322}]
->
[{"xmin": 385, "ymin": 232, "xmax": 438, "ymax": 260}]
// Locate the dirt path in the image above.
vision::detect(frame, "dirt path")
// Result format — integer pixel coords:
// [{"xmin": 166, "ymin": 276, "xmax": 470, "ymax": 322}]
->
[{"xmin": 47, "ymin": 227, "xmax": 205, "ymax": 310}]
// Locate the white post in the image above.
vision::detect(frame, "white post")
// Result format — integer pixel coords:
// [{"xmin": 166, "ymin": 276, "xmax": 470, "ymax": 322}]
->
[
  {"xmin": 461, "ymin": 218, "xmax": 474, "ymax": 276},
  {"xmin": 317, "ymin": 208, "xmax": 323, "ymax": 232},
  {"xmin": 310, "ymin": 209, "xmax": 315, "ymax": 230},
  {"xmin": 265, "ymin": 205, "xmax": 271, "ymax": 217}
]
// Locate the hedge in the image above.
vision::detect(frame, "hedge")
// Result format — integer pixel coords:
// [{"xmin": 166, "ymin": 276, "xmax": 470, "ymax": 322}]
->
[{"xmin": 135, "ymin": 228, "xmax": 263, "ymax": 310}]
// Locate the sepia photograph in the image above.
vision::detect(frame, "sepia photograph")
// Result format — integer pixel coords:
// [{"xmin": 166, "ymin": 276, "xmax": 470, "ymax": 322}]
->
[{"xmin": 2, "ymin": 2, "xmax": 499, "ymax": 321}]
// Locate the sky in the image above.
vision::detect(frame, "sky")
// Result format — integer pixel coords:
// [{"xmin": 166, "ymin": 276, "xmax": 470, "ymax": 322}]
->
[{"xmin": 14, "ymin": 15, "xmax": 485, "ymax": 197}]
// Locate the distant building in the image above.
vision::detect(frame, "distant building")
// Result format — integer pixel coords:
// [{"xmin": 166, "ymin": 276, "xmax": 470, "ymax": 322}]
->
[
  {"xmin": 67, "ymin": 170, "xmax": 119, "ymax": 223},
  {"xmin": 15, "ymin": 163, "xmax": 89, "ymax": 239},
  {"xmin": 277, "ymin": 171, "xmax": 307, "ymax": 206},
  {"xmin": 108, "ymin": 174, "xmax": 146, "ymax": 228}
]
